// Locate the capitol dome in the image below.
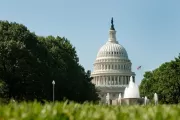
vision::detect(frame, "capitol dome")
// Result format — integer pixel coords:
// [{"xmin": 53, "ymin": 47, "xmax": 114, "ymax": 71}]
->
[
  {"xmin": 97, "ymin": 42, "xmax": 128, "ymax": 60},
  {"xmin": 91, "ymin": 18, "xmax": 135, "ymax": 104}
]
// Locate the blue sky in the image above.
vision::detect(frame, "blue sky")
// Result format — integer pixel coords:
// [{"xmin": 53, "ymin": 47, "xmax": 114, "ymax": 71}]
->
[{"xmin": 0, "ymin": 0, "xmax": 180, "ymax": 84}]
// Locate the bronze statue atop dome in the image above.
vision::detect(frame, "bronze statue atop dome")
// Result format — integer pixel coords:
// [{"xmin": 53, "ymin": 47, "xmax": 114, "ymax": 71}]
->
[{"xmin": 110, "ymin": 17, "xmax": 115, "ymax": 30}]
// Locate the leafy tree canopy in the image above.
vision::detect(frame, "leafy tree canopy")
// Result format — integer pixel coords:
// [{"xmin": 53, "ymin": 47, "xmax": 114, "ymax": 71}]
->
[
  {"xmin": 139, "ymin": 54, "xmax": 180, "ymax": 104},
  {"xmin": 0, "ymin": 20, "xmax": 99, "ymax": 103}
]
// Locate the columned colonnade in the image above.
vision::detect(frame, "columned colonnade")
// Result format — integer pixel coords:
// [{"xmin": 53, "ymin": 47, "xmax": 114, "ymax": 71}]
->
[{"xmin": 92, "ymin": 75, "xmax": 135, "ymax": 85}]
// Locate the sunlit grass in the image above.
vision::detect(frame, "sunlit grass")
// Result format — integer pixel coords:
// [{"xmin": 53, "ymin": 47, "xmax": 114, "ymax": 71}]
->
[{"xmin": 0, "ymin": 101, "xmax": 180, "ymax": 120}]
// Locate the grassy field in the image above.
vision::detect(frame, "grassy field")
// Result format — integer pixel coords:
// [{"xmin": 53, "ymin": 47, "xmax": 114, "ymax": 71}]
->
[{"xmin": 0, "ymin": 101, "xmax": 180, "ymax": 120}]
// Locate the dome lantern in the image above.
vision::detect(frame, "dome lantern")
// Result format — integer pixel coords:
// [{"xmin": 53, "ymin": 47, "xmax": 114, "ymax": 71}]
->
[{"xmin": 108, "ymin": 17, "xmax": 118, "ymax": 44}]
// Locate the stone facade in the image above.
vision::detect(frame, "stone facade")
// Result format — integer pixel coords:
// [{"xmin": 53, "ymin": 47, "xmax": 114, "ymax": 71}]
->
[{"xmin": 91, "ymin": 19, "xmax": 135, "ymax": 103}]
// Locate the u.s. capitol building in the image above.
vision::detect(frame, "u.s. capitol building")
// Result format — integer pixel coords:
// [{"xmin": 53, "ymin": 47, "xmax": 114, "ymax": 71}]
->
[{"xmin": 91, "ymin": 18, "xmax": 135, "ymax": 103}]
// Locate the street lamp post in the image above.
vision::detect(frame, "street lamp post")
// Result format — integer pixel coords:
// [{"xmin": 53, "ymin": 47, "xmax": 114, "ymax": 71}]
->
[{"xmin": 52, "ymin": 80, "xmax": 55, "ymax": 102}]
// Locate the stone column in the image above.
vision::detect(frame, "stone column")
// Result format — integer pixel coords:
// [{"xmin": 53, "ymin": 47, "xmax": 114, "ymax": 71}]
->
[
  {"xmin": 123, "ymin": 76, "xmax": 124, "ymax": 85},
  {"xmin": 103, "ymin": 76, "xmax": 105, "ymax": 85},
  {"xmin": 112, "ymin": 76, "xmax": 114, "ymax": 85},
  {"xmin": 109, "ymin": 76, "xmax": 111, "ymax": 85},
  {"xmin": 108, "ymin": 76, "xmax": 111, "ymax": 85},
  {"xmin": 123, "ymin": 76, "xmax": 125, "ymax": 85},
  {"xmin": 124, "ymin": 76, "xmax": 126, "ymax": 84},
  {"xmin": 99, "ymin": 76, "xmax": 100, "ymax": 85},
  {"xmin": 125, "ymin": 76, "xmax": 126, "ymax": 85},
  {"xmin": 119, "ymin": 76, "xmax": 121, "ymax": 85},
  {"xmin": 117, "ymin": 76, "xmax": 119, "ymax": 85},
  {"xmin": 105, "ymin": 76, "xmax": 107, "ymax": 85},
  {"xmin": 99, "ymin": 77, "xmax": 101, "ymax": 85},
  {"xmin": 126, "ymin": 76, "xmax": 128, "ymax": 84},
  {"xmin": 101, "ymin": 76, "xmax": 103, "ymax": 84},
  {"xmin": 122, "ymin": 76, "xmax": 123, "ymax": 85},
  {"xmin": 125, "ymin": 76, "xmax": 126, "ymax": 84},
  {"xmin": 97, "ymin": 77, "xmax": 99, "ymax": 85},
  {"xmin": 102, "ymin": 76, "xmax": 104, "ymax": 85},
  {"xmin": 107, "ymin": 77, "xmax": 108, "ymax": 85},
  {"xmin": 114, "ymin": 76, "xmax": 116, "ymax": 85},
  {"xmin": 105, "ymin": 77, "xmax": 107, "ymax": 85},
  {"xmin": 127, "ymin": 76, "xmax": 129, "ymax": 84},
  {"xmin": 98, "ymin": 76, "xmax": 100, "ymax": 85}
]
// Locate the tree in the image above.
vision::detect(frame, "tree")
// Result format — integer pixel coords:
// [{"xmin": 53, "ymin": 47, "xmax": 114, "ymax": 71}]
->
[
  {"xmin": 139, "ymin": 54, "xmax": 180, "ymax": 104},
  {"xmin": 0, "ymin": 20, "xmax": 99, "ymax": 103},
  {"xmin": 0, "ymin": 79, "xmax": 8, "ymax": 101},
  {"xmin": 0, "ymin": 21, "xmax": 50, "ymax": 101},
  {"xmin": 38, "ymin": 36, "xmax": 99, "ymax": 102}
]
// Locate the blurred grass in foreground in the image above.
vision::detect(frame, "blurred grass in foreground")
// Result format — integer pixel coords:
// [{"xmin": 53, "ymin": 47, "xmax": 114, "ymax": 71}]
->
[{"xmin": 0, "ymin": 101, "xmax": 180, "ymax": 120}]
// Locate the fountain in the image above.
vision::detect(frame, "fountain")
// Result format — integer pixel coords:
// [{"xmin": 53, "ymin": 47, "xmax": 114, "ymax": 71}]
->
[
  {"xmin": 118, "ymin": 93, "xmax": 122, "ymax": 105},
  {"xmin": 106, "ymin": 93, "xmax": 110, "ymax": 105},
  {"xmin": 154, "ymin": 93, "xmax": 158, "ymax": 105},
  {"xmin": 119, "ymin": 76, "xmax": 144, "ymax": 105},
  {"xmin": 123, "ymin": 77, "xmax": 140, "ymax": 98},
  {"xmin": 144, "ymin": 96, "xmax": 148, "ymax": 105}
]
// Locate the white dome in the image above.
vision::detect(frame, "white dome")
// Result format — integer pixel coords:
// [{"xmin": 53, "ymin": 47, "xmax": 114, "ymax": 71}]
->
[{"xmin": 97, "ymin": 41, "xmax": 128, "ymax": 59}]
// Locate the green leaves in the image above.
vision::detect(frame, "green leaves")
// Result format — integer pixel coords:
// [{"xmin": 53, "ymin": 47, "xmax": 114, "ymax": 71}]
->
[
  {"xmin": 1, "ymin": 102, "xmax": 180, "ymax": 120},
  {"xmin": 139, "ymin": 54, "xmax": 180, "ymax": 104},
  {"xmin": 0, "ymin": 20, "xmax": 99, "ymax": 103}
]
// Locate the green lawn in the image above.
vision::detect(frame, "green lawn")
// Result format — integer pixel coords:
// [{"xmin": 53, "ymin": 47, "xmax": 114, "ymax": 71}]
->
[{"xmin": 0, "ymin": 101, "xmax": 180, "ymax": 120}]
